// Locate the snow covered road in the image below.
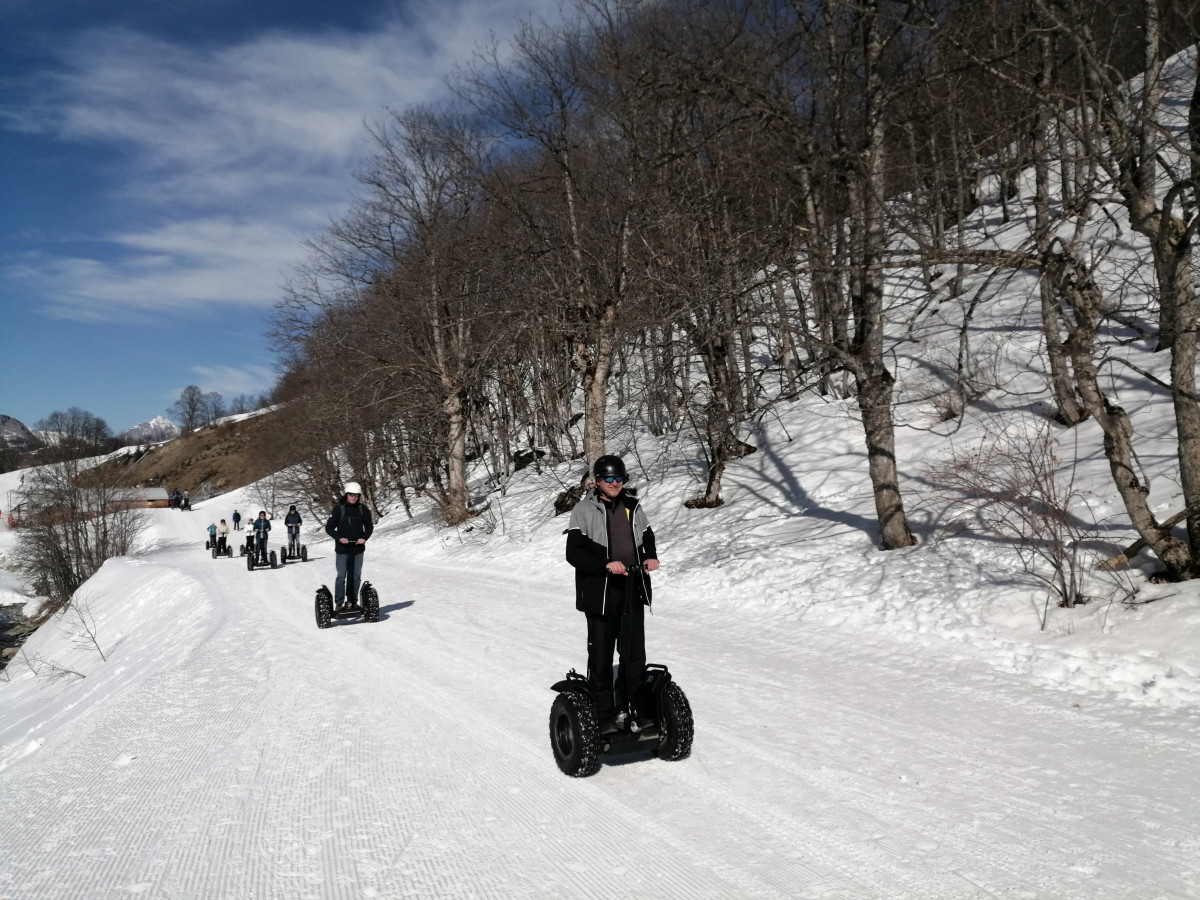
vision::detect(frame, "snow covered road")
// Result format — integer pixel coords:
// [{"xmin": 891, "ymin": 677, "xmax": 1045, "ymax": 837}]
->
[{"xmin": 1, "ymin": 503, "xmax": 1197, "ymax": 899}]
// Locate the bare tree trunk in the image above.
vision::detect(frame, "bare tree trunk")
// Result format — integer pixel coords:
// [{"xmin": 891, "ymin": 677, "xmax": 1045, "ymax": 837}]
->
[
  {"xmin": 849, "ymin": 0, "xmax": 917, "ymax": 549},
  {"xmin": 1046, "ymin": 248, "xmax": 1194, "ymax": 576},
  {"xmin": 1033, "ymin": 31, "xmax": 1087, "ymax": 426}
]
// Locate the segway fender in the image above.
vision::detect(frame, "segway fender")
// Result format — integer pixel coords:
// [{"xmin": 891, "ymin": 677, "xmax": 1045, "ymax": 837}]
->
[
  {"xmin": 637, "ymin": 663, "xmax": 674, "ymax": 716},
  {"xmin": 551, "ymin": 668, "xmax": 592, "ymax": 695}
]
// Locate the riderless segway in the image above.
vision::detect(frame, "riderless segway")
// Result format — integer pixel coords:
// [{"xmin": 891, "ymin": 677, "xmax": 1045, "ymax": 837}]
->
[{"xmin": 548, "ymin": 564, "xmax": 693, "ymax": 777}]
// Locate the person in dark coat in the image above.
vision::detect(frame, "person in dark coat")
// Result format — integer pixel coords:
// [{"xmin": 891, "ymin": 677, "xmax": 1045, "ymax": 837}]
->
[
  {"xmin": 284, "ymin": 505, "xmax": 303, "ymax": 558},
  {"xmin": 252, "ymin": 510, "xmax": 271, "ymax": 563},
  {"xmin": 565, "ymin": 454, "xmax": 659, "ymax": 729},
  {"xmin": 325, "ymin": 481, "xmax": 374, "ymax": 609}
]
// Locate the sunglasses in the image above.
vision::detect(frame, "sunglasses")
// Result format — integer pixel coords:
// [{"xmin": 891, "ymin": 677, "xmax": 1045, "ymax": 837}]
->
[{"xmin": 601, "ymin": 476, "xmax": 624, "ymax": 484}]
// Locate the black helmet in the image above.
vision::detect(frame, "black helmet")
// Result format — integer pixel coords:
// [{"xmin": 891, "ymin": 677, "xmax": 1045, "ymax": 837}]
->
[
  {"xmin": 592, "ymin": 454, "xmax": 627, "ymax": 481},
  {"xmin": 289, "ymin": 505, "xmax": 297, "ymax": 512}
]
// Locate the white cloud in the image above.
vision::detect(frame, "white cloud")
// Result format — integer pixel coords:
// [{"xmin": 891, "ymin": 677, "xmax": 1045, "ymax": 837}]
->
[
  {"xmin": 5, "ymin": 218, "xmax": 308, "ymax": 321},
  {"xmin": 188, "ymin": 364, "xmax": 277, "ymax": 399},
  {"xmin": 4, "ymin": 0, "xmax": 567, "ymax": 322}
]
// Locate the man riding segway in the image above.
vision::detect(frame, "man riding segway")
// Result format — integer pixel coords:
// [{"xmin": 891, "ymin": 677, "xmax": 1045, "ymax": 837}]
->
[{"xmin": 565, "ymin": 454, "xmax": 660, "ymax": 731}]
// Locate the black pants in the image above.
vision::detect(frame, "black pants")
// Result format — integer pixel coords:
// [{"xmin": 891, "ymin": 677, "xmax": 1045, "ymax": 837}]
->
[{"xmin": 585, "ymin": 599, "xmax": 646, "ymax": 716}]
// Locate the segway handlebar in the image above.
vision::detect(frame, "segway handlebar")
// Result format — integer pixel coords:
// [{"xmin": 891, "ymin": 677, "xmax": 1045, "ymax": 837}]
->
[{"xmin": 610, "ymin": 562, "xmax": 648, "ymax": 575}]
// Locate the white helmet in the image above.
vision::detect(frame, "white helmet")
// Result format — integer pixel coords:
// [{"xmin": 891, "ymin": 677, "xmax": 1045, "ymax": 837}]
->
[{"xmin": 343, "ymin": 481, "xmax": 363, "ymax": 495}]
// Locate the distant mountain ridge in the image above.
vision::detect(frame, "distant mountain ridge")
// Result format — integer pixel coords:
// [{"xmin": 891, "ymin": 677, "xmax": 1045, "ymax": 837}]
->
[
  {"xmin": 120, "ymin": 416, "xmax": 180, "ymax": 444},
  {"xmin": 0, "ymin": 415, "xmax": 37, "ymax": 450}
]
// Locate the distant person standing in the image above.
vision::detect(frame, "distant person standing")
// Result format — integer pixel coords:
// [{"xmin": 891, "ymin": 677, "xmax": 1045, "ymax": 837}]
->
[
  {"xmin": 324, "ymin": 482, "xmax": 373, "ymax": 610},
  {"xmin": 232, "ymin": 510, "xmax": 241, "ymax": 531}
]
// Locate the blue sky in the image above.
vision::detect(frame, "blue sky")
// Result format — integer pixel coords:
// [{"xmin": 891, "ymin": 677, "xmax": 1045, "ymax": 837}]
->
[{"xmin": 0, "ymin": 0, "xmax": 562, "ymax": 433}]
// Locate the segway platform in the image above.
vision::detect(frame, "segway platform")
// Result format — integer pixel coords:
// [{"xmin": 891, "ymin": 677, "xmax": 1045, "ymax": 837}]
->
[
  {"xmin": 246, "ymin": 537, "xmax": 277, "ymax": 570},
  {"xmin": 315, "ymin": 582, "xmax": 379, "ymax": 628},
  {"xmin": 548, "ymin": 665, "xmax": 693, "ymax": 777},
  {"xmin": 281, "ymin": 543, "xmax": 308, "ymax": 563}
]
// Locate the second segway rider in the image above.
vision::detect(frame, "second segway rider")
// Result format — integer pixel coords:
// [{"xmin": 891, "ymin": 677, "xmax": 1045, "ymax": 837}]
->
[
  {"xmin": 252, "ymin": 511, "xmax": 271, "ymax": 564},
  {"xmin": 565, "ymin": 454, "xmax": 659, "ymax": 729},
  {"xmin": 216, "ymin": 518, "xmax": 229, "ymax": 555},
  {"xmin": 284, "ymin": 505, "xmax": 303, "ymax": 558},
  {"xmin": 325, "ymin": 482, "xmax": 373, "ymax": 610}
]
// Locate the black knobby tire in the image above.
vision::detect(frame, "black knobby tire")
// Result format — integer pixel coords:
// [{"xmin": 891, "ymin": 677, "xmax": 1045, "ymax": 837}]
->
[
  {"xmin": 549, "ymin": 691, "xmax": 602, "ymax": 777},
  {"xmin": 363, "ymin": 584, "xmax": 379, "ymax": 623},
  {"xmin": 657, "ymin": 681, "xmax": 694, "ymax": 762},
  {"xmin": 300, "ymin": 545, "xmax": 308, "ymax": 562},
  {"xmin": 269, "ymin": 551, "xmax": 277, "ymax": 569},
  {"xmin": 315, "ymin": 592, "xmax": 332, "ymax": 629},
  {"xmin": 246, "ymin": 552, "xmax": 254, "ymax": 571},
  {"xmin": 211, "ymin": 547, "xmax": 217, "ymax": 559}
]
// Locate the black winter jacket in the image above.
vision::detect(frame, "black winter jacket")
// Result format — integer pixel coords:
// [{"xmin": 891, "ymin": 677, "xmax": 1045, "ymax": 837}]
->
[
  {"xmin": 325, "ymin": 501, "xmax": 373, "ymax": 555},
  {"xmin": 565, "ymin": 489, "xmax": 657, "ymax": 616}
]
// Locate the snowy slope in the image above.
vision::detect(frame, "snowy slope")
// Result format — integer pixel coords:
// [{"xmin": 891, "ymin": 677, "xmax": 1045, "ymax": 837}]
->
[
  {"xmin": 2, "ymin": 45, "xmax": 1198, "ymax": 900},
  {"xmin": 0, "ymin": 389, "xmax": 1197, "ymax": 899}
]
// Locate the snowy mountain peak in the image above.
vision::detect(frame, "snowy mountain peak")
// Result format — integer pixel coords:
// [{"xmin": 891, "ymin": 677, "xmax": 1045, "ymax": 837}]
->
[{"xmin": 121, "ymin": 416, "xmax": 180, "ymax": 444}]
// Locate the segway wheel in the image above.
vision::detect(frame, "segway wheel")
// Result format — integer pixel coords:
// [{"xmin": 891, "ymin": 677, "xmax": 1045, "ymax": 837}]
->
[
  {"xmin": 211, "ymin": 547, "xmax": 217, "ymax": 559},
  {"xmin": 315, "ymin": 587, "xmax": 333, "ymax": 629},
  {"xmin": 269, "ymin": 550, "xmax": 277, "ymax": 569},
  {"xmin": 362, "ymin": 582, "xmax": 379, "ymax": 623},
  {"xmin": 300, "ymin": 545, "xmax": 308, "ymax": 562},
  {"xmin": 549, "ymin": 691, "xmax": 602, "ymax": 777},
  {"xmin": 226, "ymin": 546, "xmax": 233, "ymax": 558},
  {"xmin": 204, "ymin": 539, "xmax": 211, "ymax": 550},
  {"xmin": 656, "ymin": 681, "xmax": 694, "ymax": 762},
  {"xmin": 246, "ymin": 552, "xmax": 254, "ymax": 571}
]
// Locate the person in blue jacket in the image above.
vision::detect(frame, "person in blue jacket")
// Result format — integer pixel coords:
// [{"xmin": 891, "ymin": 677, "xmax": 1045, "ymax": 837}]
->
[{"xmin": 252, "ymin": 510, "xmax": 271, "ymax": 564}]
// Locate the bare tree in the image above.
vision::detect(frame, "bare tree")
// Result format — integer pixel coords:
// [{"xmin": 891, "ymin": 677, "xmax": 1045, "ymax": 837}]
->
[
  {"xmin": 13, "ymin": 457, "xmax": 148, "ymax": 608},
  {"xmin": 929, "ymin": 417, "xmax": 1102, "ymax": 628},
  {"xmin": 201, "ymin": 391, "xmax": 225, "ymax": 425},
  {"xmin": 168, "ymin": 385, "xmax": 206, "ymax": 433},
  {"xmin": 35, "ymin": 408, "xmax": 114, "ymax": 459}
]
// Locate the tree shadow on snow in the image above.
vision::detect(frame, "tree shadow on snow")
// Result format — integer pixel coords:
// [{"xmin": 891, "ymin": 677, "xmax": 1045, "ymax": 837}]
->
[{"xmin": 740, "ymin": 439, "xmax": 881, "ymax": 541}]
